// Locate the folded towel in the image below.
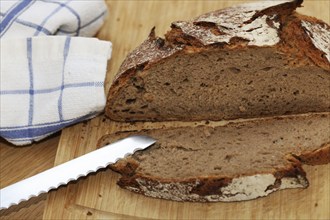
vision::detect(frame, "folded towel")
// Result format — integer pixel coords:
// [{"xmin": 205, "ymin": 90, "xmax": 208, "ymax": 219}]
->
[
  {"xmin": 0, "ymin": 0, "xmax": 112, "ymax": 145},
  {"xmin": 0, "ymin": 37, "xmax": 112, "ymax": 145},
  {"xmin": 0, "ymin": 0, "xmax": 108, "ymax": 38}
]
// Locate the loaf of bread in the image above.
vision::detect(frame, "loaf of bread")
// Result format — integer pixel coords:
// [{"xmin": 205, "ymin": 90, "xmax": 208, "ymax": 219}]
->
[
  {"xmin": 105, "ymin": 0, "xmax": 329, "ymax": 122},
  {"xmin": 99, "ymin": 113, "xmax": 330, "ymax": 202},
  {"xmin": 101, "ymin": 0, "xmax": 330, "ymax": 202}
]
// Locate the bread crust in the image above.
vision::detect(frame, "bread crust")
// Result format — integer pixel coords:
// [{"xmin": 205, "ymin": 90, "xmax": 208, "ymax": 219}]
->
[
  {"xmin": 112, "ymin": 158, "xmax": 310, "ymax": 202},
  {"xmin": 294, "ymin": 143, "xmax": 330, "ymax": 165},
  {"xmin": 117, "ymin": 170, "xmax": 308, "ymax": 202},
  {"xmin": 105, "ymin": 0, "xmax": 330, "ymax": 119},
  {"xmin": 98, "ymin": 113, "xmax": 330, "ymax": 202},
  {"xmin": 109, "ymin": 143, "xmax": 327, "ymax": 202}
]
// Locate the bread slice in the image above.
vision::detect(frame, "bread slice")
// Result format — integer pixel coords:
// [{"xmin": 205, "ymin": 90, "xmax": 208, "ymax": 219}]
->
[
  {"xmin": 99, "ymin": 113, "xmax": 330, "ymax": 202},
  {"xmin": 105, "ymin": 0, "xmax": 330, "ymax": 122}
]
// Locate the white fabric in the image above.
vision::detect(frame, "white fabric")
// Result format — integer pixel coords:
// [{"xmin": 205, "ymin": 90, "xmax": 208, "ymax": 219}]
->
[
  {"xmin": 0, "ymin": 0, "xmax": 112, "ymax": 145},
  {"xmin": 0, "ymin": 0, "xmax": 108, "ymax": 39}
]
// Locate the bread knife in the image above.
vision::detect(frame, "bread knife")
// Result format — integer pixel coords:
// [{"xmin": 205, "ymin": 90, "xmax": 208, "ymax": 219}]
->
[{"xmin": 0, "ymin": 135, "xmax": 156, "ymax": 210}]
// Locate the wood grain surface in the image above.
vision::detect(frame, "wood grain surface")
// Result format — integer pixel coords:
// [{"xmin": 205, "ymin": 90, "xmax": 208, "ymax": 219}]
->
[
  {"xmin": 1, "ymin": 1, "xmax": 329, "ymax": 220},
  {"xmin": 0, "ymin": 134, "xmax": 60, "ymax": 220}
]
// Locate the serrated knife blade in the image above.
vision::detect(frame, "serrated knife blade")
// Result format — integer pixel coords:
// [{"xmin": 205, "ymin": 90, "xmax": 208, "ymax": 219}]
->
[{"xmin": 0, "ymin": 135, "xmax": 156, "ymax": 210}]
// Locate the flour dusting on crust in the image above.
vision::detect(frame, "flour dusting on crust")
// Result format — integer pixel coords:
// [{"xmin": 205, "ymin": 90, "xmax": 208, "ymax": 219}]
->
[
  {"xmin": 301, "ymin": 20, "xmax": 330, "ymax": 62},
  {"xmin": 127, "ymin": 173, "xmax": 308, "ymax": 202},
  {"xmin": 172, "ymin": 0, "xmax": 296, "ymax": 46}
]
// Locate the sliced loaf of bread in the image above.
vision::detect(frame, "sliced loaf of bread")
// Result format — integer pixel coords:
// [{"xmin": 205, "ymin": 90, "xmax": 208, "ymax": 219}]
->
[
  {"xmin": 99, "ymin": 113, "xmax": 330, "ymax": 202},
  {"xmin": 105, "ymin": 0, "xmax": 330, "ymax": 122}
]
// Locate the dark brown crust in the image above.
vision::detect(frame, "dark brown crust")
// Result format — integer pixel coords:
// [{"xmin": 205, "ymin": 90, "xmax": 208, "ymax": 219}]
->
[
  {"xmin": 106, "ymin": 28, "xmax": 182, "ymax": 108},
  {"xmin": 277, "ymin": 13, "xmax": 330, "ymax": 70},
  {"xmin": 111, "ymin": 143, "xmax": 326, "ymax": 186},
  {"xmin": 111, "ymin": 159, "xmax": 309, "ymax": 201},
  {"xmin": 106, "ymin": 0, "xmax": 330, "ymax": 119},
  {"xmin": 294, "ymin": 143, "xmax": 330, "ymax": 165},
  {"xmin": 188, "ymin": 177, "xmax": 233, "ymax": 196},
  {"xmin": 115, "ymin": 28, "xmax": 182, "ymax": 81}
]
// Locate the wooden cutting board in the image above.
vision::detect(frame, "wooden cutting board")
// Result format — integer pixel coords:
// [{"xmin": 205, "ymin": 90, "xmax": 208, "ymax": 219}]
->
[{"xmin": 43, "ymin": 1, "xmax": 330, "ymax": 219}]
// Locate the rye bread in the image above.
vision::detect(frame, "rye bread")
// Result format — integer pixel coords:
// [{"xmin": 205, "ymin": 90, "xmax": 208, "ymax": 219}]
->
[
  {"xmin": 105, "ymin": 0, "xmax": 330, "ymax": 122},
  {"xmin": 99, "ymin": 113, "xmax": 330, "ymax": 202}
]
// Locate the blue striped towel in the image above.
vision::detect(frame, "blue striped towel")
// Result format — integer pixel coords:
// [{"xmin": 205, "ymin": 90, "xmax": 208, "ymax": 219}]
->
[
  {"xmin": 0, "ymin": 0, "xmax": 108, "ymax": 38},
  {"xmin": 0, "ymin": 0, "xmax": 112, "ymax": 145}
]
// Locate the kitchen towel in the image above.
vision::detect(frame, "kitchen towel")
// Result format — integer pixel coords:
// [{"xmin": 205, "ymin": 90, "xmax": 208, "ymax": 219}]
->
[
  {"xmin": 0, "ymin": 0, "xmax": 112, "ymax": 145},
  {"xmin": 0, "ymin": 0, "xmax": 108, "ymax": 38}
]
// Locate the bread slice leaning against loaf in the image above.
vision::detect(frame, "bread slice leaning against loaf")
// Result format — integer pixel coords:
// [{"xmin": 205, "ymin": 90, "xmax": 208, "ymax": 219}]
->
[
  {"xmin": 98, "ymin": 113, "xmax": 330, "ymax": 202},
  {"xmin": 105, "ymin": 0, "xmax": 330, "ymax": 122}
]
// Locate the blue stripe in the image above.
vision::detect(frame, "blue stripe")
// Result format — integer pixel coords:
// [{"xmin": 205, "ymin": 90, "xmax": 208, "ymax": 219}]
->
[
  {"xmin": 0, "ymin": 112, "xmax": 98, "ymax": 139},
  {"xmin": 58, "ymin": 37, "xmax": 71, "ymax": 121},
  {"xmin": 27, "ymin": 38, "xmax": 34, "ymax": 126},
  {"xmin": 0, "ymin": 0, "xmax": 24, "ymax": 31},
  {"xmin": 0, "ymin": 12, "xmax": 52, "ymax": 35},
  {"xmin": 17, "ymin": 19, "xmax": 52, "ymax": 35},
  {"xmin": 5, "ymin": 1, "xmax": 20, "ymax": 13},
  {"xmin": 61, "ymin": 4, "xmax": 81, "ymax": 36},
  {"xmin": 1, "ymin": 1, "xmax": 20, "ymax": 18},
  {"xmin": 0, "ymin": 0, "xmax": 35, "ymax": 37},
  {"xmin": 1, "ymin": 112, "xmax": 98, "ymax": 130},
  {"xmin": 34, "ymin": 0, "xmax": 71, "ymax": 36},
  {"xmin": 0, "ymin": 82, "xmax": 104, "ymax": 95},
  {"xmin": 57, "ymin": 10, "xmax": 106, "ymax": 34},
  {"xmin": 40, "ymin": 0, "xmax": 81, "ymax": 36}
]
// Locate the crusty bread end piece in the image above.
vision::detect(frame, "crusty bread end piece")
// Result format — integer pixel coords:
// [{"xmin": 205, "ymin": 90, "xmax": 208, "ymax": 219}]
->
[{"xmin": 99, "ymin": 113, "xmax": 330, "ymax": 202}]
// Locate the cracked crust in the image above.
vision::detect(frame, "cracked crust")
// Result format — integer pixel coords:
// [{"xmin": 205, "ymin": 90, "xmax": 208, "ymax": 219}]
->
[
  {"xmin": 106, "ymin": 0, "xmax": 330, "ymax": 119},
  {"xmin": 116, "ymin": 164, "xmax": 309, "ymax": 202},
  {"xmin": 120, "ymin": 172, "xmax": 309, "ymax": 202}
]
